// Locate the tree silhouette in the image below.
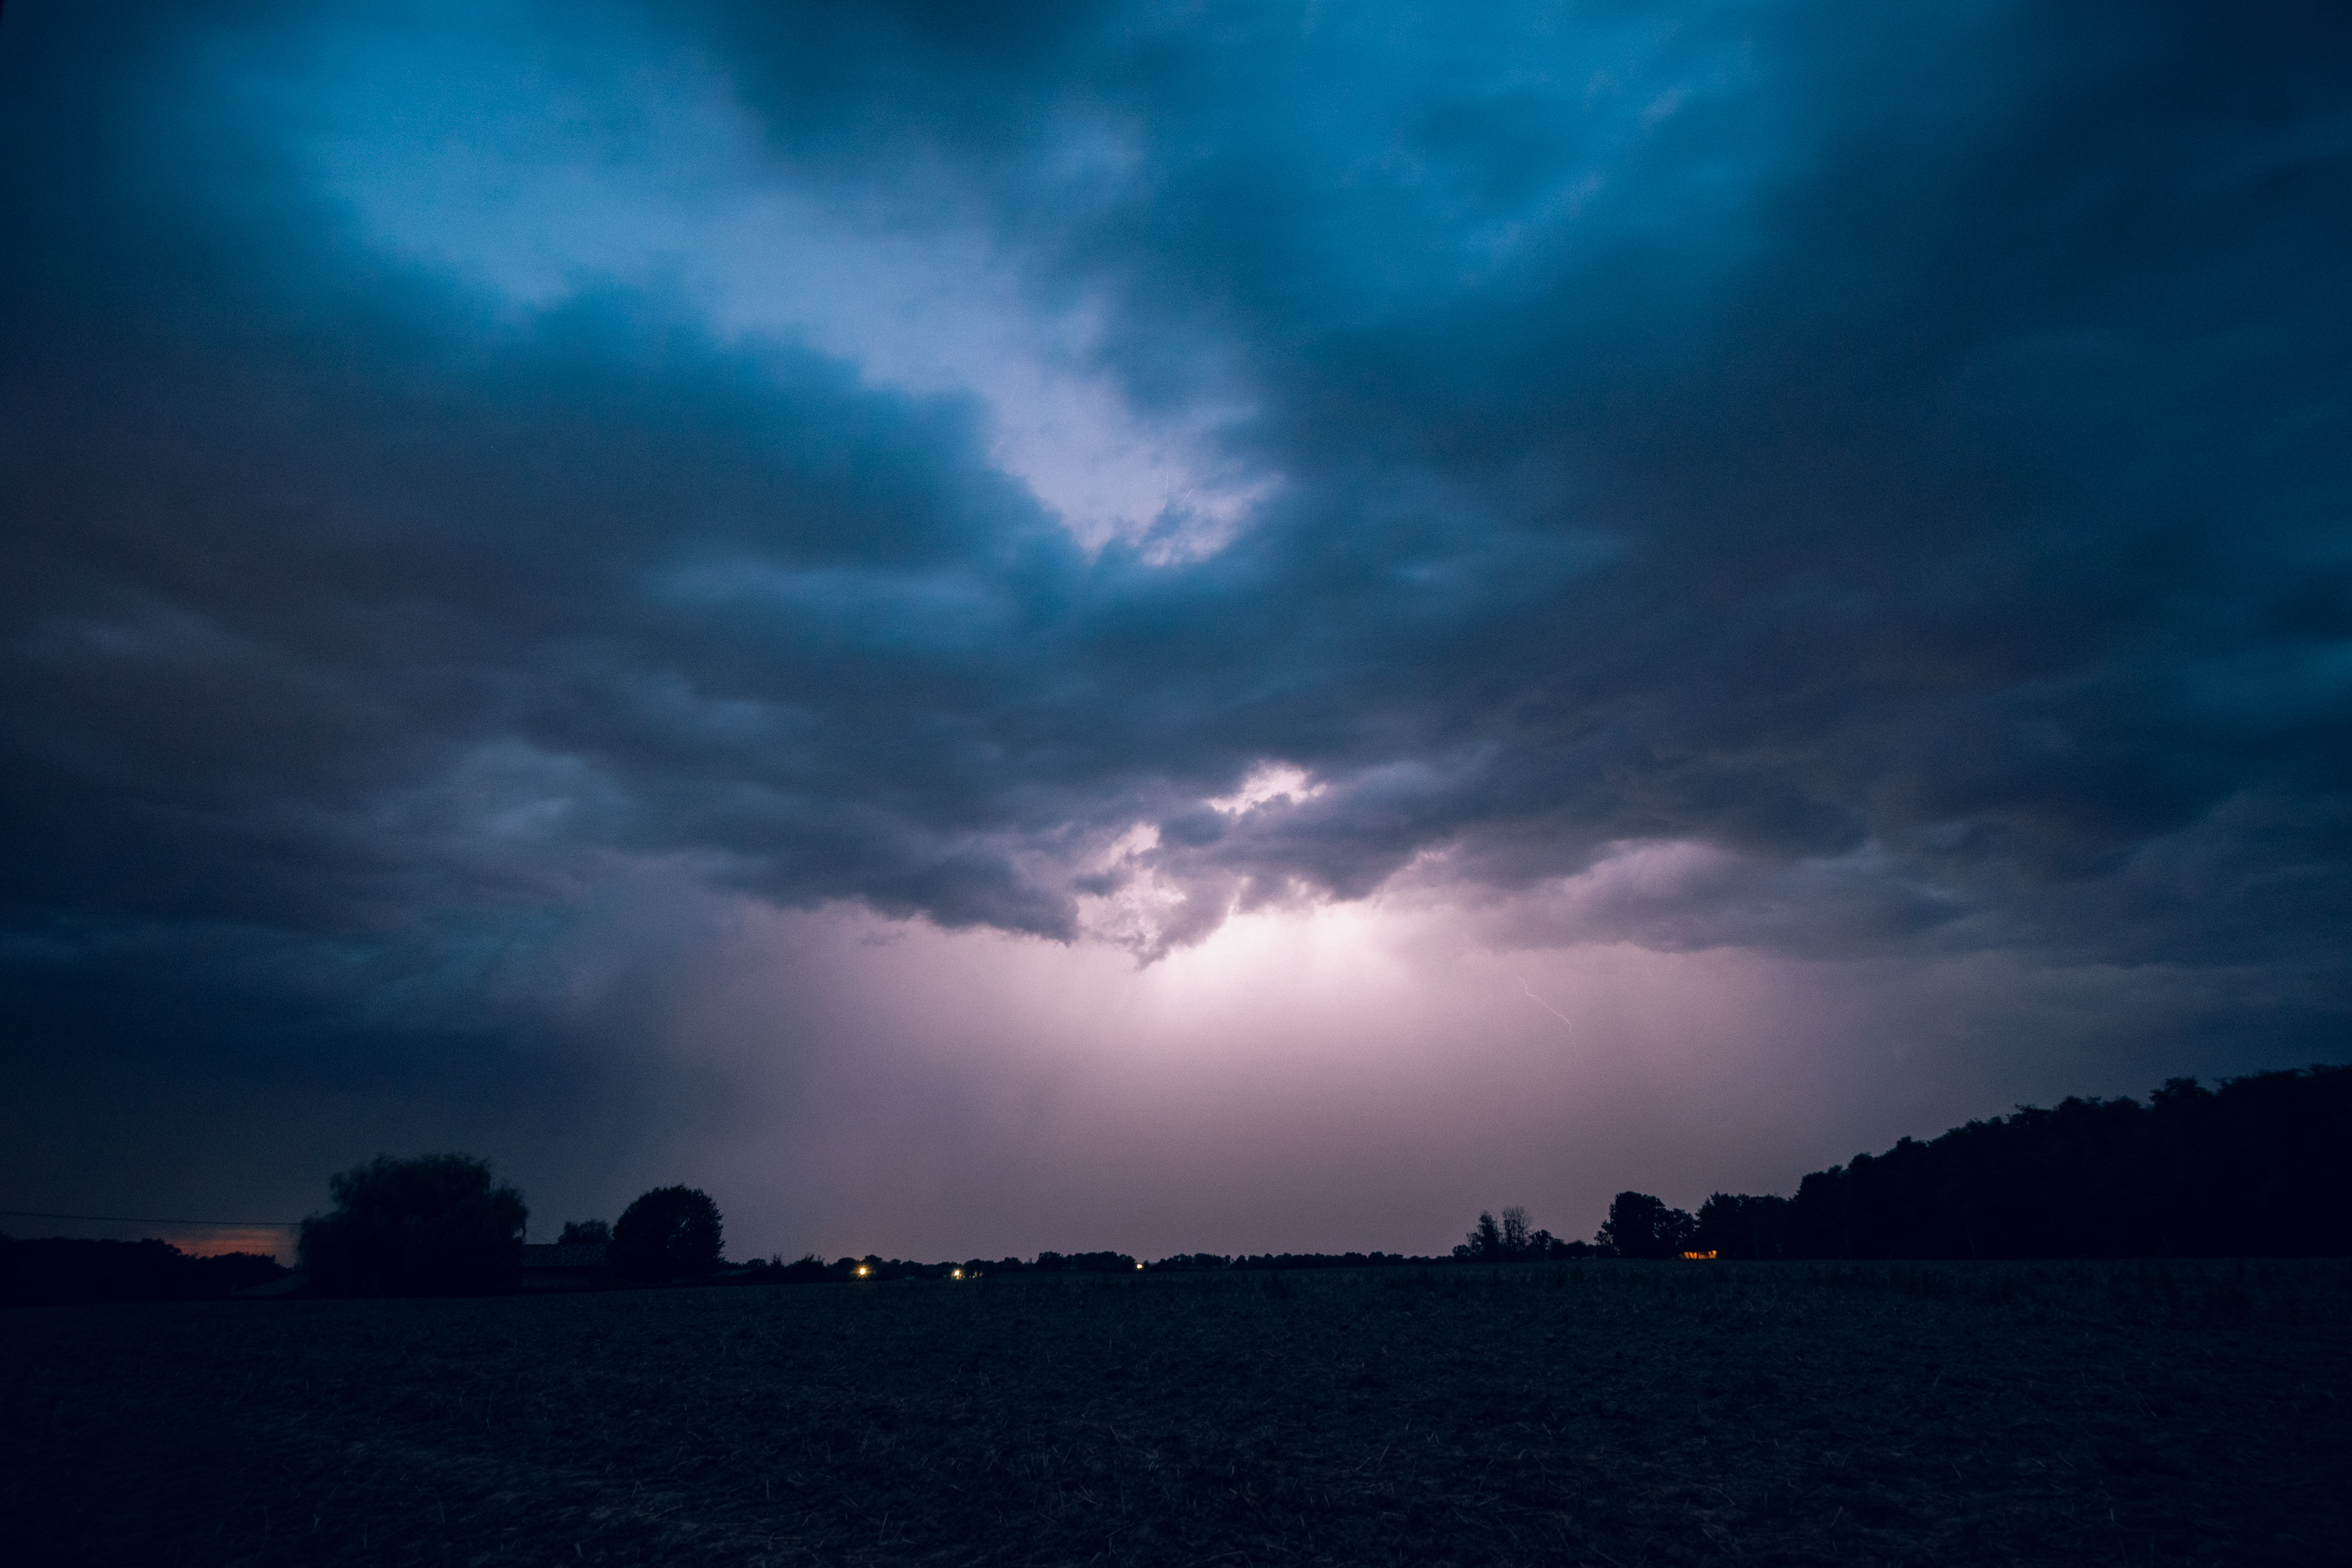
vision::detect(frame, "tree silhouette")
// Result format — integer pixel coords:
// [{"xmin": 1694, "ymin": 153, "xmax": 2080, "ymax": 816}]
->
[
  {"xmin": 1694, "ymin": 1192, "xmax": 1789, "ymax": 1259},
  {"xmin": 609, "ymin": 1185, "xmax": 724, "ymax": 1282},
  {"xmin": 298, "ymin": 1152, "xmax": 527, "ymax": 1296},
  {"xmin": 557, "ymin": 1219, "xmax": 610, "ymax": 1245},
  {"xmin": 1455, "ymin": 1210, "xmax": 1505, "ymax": 1261},
  {"xmin": 1698, "ymin": 1065, "xmax": 2351, "ymax": 1260},
  {"xmin": 1596, "ymin": 1192, "xmax": 1695, "ymax": 1258},
  {"xmin": 0, "ymin": 1236, "xmax": 286, "ymax": 1307},
  {"xmin": 1455, "ymin": 1206, "xmax": 1560, "ymax": 1261}
]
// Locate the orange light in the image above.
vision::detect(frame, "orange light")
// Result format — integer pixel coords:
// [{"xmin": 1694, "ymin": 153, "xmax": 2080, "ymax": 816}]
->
[
  {"xmin": 855, "ymin": 1265, "xmax": 869, "ymax": 1276},
  {"xmin": 1679, "ymin": 1250, "xmax": 1718, "ymax": 1261},
  {"xmin": 952, "ymin": 1269, "xmax": 963, "ymax": 1279}
]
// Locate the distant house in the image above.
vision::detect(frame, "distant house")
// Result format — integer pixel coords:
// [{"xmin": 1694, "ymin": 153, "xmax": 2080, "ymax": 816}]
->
[{"xmin": 516, "ymin": 1242, "xmax": 610, "ymax": 1291}]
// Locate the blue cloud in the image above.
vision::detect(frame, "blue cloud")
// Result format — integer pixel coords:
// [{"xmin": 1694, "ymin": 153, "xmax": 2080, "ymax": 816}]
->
[{"xmin": 2, "ymin": 0, "xmax": 2347, "ymax": 1106}]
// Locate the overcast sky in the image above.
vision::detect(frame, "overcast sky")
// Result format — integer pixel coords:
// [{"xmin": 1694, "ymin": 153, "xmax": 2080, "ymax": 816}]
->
[{"xmin": 3, "ymin": 0, "xmax": 2347, "ymax": 1264}]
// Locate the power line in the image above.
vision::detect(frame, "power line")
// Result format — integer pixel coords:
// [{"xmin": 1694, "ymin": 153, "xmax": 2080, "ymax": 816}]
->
[{"xmin": 0, "ymin": 1209, "xmax": 299, "ymax": 1229}]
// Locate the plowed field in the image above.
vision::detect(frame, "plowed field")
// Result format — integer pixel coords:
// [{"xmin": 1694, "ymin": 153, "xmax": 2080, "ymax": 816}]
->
[{"xmin": 4, "ymin": 1260, "xmax": 2347, "ymax": 1565}]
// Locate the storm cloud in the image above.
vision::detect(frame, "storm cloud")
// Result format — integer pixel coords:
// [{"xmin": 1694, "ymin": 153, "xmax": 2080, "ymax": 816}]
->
[{"xmin": 2, "ymin": 0, "xmax": 2346, "ymax": 1253}]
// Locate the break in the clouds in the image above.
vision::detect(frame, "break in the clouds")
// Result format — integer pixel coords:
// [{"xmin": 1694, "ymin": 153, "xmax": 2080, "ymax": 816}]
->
[{"xmin": 2, "ymin": 1, "xmax": 2347, "ymax": 1254}]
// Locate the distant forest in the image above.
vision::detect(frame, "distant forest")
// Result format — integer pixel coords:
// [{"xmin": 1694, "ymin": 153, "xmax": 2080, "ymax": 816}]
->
[
  {"xmin": 1684, "ymin": 1065, "xmax": 2350, "ymax": 1261},
  {"xmin": 767, "ymin": 1066, "xmax": 2352, "ymax": 1278},
  {"xmin": 4, "ymin": 1065, "xmax": 2346, "ymax": 1306},
  {"xmin": 0, "ymin": 1236, "xmax": 285, "ymax": 1308}
]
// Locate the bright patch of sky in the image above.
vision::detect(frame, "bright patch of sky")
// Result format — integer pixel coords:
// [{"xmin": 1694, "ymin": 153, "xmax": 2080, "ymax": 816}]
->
[
  {"xmin": 224, "ymin": 0, "xmax": 1265, "ymax": 559},
  {"xmin": 1207, "ymin": 764, "xmax": 1324, "ymax": 817}
]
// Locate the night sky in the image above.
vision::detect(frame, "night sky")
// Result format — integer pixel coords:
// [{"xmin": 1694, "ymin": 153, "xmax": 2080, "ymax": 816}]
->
[{"xmin": 3, "ymin": 1, "xmax": 2347, "ymax": 1265}]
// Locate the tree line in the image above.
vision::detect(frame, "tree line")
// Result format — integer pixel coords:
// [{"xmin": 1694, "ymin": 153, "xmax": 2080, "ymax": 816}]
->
[
  {"xmin": 584, "ymin": 1065, "xmax": 2352, "ymax": 1279},
  {"xmin": 0, "ymin": 1236, "xmax": 286, "ymax": 1308},
  {"xmin": 1671, "ymin": 1065, "xmax": 2351, "ymax": 1260},
  {"xmin": 294, "ymin": 1157, "xmax": 729, "ymax": 1294},
  {"xmin": 789, "ymin": 1068, "xmax": 2347, "ymax": 1272},
  {"xmin": 7, "ymin": 1065, "xmax": 2343, "ymax": 1304}
]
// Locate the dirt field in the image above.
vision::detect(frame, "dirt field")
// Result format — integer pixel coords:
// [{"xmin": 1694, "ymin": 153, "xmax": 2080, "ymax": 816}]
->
[{"xmin": 3, "ymin": 1259, "xmax": 2347, "ymax": 1566}]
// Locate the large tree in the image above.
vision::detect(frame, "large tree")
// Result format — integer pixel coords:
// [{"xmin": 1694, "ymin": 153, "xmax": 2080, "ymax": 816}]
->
[
  {"xmin": 1597, "ymin": 1192, "xmax": 1696, "ymax": 1260},
  {"xmin": 609, "ymin": 1185, "xmax": 724, "ymax": 1282},
  {"xmin": 298, "ymin": 1153, "xmax": 527, "ymax": 1296}
]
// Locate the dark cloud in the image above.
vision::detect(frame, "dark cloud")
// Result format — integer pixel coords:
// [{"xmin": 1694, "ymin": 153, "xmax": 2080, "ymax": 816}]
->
[{"xmin": 2, "ymin": 0, "xmax": 2347, "ymax": 1234}]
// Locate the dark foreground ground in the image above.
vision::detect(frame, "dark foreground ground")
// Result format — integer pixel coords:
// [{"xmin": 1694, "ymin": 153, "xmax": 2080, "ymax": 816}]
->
[{"xmin": 3, "ymin": 1260, "xmax": 2347, "ymax": 1566}]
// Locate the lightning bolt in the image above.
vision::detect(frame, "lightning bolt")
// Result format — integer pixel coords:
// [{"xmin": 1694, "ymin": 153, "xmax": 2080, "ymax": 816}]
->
[{"xmin": 1521, "ymin": 981, "xmax": 1576, "ymax": 1033}]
